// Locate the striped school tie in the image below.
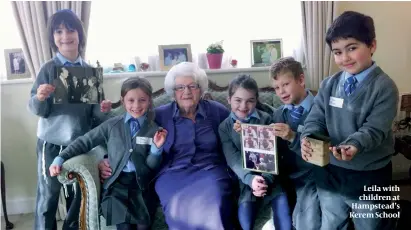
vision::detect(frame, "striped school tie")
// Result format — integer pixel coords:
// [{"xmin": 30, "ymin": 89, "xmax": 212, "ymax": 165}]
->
[
  {"xmin": 344, "ymin": 76, "xmax": 357, "ymax": 96},
  {"xmin": 130, "ymin": 118, "xmax": 140, "ymax": 138},
  {"xmin": 290, "ymin": 106, "xmax": 304, "ymax": 123}
]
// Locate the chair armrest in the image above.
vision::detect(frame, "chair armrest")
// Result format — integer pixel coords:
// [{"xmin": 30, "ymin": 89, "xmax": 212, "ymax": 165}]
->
[{"xmin": 57, "ymin": 146, "xmax": 107, "ymax": 230}]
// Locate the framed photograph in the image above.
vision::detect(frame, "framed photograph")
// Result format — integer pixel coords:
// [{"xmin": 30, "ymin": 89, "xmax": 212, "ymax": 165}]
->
[
  {"xmin": 4, "ymin": 48, "xmax": 31, "ymax": 80},
  {"xmin": 54, "ymin": 66, "xmax": 104, "ymax": 104},
  {"xmin": 158, "ymin": 44, "xmax": 192, "ymax": 71},
  {"xmin": 242, "ymin": 124, "xmax": 278, "ymax": 175},
  {"xmin": 250, "ymin": 39, "xmax": 283, "ymax": 67}
]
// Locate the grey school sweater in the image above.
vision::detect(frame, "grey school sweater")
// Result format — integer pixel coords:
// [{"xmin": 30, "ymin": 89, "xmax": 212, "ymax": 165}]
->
[
  {"xmin": 273, "ymin": 104, "xmax": 313, "ymax": 178},
  {"xmin": 27, "ymin": 57, "xmax": 111, "ymax": 146},
  {"xmin": 301, "ymin": 67, "xmax": 399, "ymax": 171}
]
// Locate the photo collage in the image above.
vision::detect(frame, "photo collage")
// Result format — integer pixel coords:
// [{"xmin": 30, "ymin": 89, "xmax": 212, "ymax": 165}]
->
[{"xmin": 241, "ymin": 124, "xmax": 278, "ymax": 174}]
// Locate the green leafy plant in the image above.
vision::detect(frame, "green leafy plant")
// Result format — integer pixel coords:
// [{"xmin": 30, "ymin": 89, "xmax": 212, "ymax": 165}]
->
[{"xmin": 207, "ymin": 40, "xmax": 224, "ymax": 54}]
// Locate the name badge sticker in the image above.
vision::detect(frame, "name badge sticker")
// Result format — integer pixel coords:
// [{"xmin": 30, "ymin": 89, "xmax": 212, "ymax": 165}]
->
[
  {"xmin": 136, "ymin": 137, "xmax": 152, "ymax": 145},
  {"xmin": 329, "ymin": 96, "xmax": 344, "ymax": 108}
]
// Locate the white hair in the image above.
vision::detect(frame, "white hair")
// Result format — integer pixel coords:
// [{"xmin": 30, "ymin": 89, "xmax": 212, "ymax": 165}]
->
[{"xmin": 164, "ymin": 62, "xmax": 208, "ymax": 98}]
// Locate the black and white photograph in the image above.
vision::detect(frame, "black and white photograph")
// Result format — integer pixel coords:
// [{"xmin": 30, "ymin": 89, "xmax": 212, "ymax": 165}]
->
[
  {"xmin": 242, "ymin": 125, "xmax": 258, "ymax": 138},
  {"xmin": 54, "ymin": 66, "xmax": 104, "ymax": 104},
  {"xmin": 244, "ymin": 151, "xmax": 277, "ymax": 174},
  {"xmin": 244, "ymin": 137, "xmax": 258, "ymax": 149},
  {"xmin": 4, "ymin": 48, "xmax": 31, "ymax": 80},
  {"xmin": 259, "ymin": 139, "xmax": 275, "ymax": 151},
  {"xmin": 158, "ymin": 44, "xmax": 192, "ymax": 71},
  {"xmin": 258, "ymin": 126, "xmax": 274, "ymax": 139},
  {"xmin": 241, "ymin": 124, "xmax": 278, "ymax": 174}
]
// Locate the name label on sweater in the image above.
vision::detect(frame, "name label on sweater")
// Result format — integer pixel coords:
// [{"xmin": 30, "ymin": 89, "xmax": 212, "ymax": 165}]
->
[
  {"xmin": 136, "ymin": 137, "xmax": 152, "ymax": 145},
  {"xmin": 329, "ymin": 96, "xmax": 344, "ymax": 108}
]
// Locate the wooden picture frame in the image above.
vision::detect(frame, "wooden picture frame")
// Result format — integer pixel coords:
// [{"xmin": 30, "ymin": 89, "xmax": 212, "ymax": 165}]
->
[
  {"xmin": 250, "ymin": 39, "xmax": 283, "ymax": 67},
  {"xmin": 158, "ymin": 44, "xmax": 192, "ymax": 71},
  {"xmin": 4, "ymin": 48, "xmax": 31, "ymax": 80}
]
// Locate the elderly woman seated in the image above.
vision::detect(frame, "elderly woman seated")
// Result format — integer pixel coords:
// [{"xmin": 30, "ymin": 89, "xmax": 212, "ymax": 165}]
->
[{"xmin": 99, "ymin": 62, "xmax": 236, "ymax": 229}]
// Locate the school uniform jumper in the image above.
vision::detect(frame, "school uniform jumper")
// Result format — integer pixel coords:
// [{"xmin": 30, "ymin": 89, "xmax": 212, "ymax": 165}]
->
[
  {"xmin": 301, "ymin": 63, "xmax": 399, "ymax": 230},
  {"xmin": 54, "ymin": 113, "xmax": 163, "ymax": 226},
  {"xmin": 28, "ymin": 54, "xmax": 111, "ymax": 230},
  {"xmin": 273, "ymin": 90, "xmax": 321, "ymax": 230}
]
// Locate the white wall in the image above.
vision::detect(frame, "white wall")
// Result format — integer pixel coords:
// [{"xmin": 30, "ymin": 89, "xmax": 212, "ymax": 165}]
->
[
  {"xmin": 335, "ymin": 1, "xmax": 411, "ymax": 95},
  {"xmin": 0, "ymin": 67, "xmax": 272, "ymax": 215}
]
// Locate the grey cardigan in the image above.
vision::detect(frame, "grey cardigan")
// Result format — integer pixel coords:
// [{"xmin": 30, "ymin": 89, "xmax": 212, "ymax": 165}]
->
[{"xmin": 58, "ymin": 114, "xmax": 162, "ymax": 191}]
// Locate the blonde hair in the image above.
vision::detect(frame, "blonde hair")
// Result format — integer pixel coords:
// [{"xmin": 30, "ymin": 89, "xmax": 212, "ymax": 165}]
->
[{"xmin": 269, "ymin": 57, "xmax": 303, "ymax": 80}]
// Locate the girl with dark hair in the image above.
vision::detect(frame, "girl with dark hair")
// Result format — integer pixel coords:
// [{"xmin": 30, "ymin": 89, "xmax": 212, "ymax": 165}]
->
[{"xmin": 219, "ymin": 74, "xmax": 292, "ymax": 230}]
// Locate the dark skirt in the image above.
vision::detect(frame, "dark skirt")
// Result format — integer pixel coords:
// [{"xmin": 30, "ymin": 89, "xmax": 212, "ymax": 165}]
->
[
  {"xmin": 155, "ymin": 165, "xmax": 235, "ymax": 230},
  {"xmin": 100, "ymin": 172, "xmax": 150, "ymax": 226}
]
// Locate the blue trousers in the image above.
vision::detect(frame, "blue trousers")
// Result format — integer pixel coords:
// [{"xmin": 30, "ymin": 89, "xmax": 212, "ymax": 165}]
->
[
  {"xmin": 238, "ymin": 193, "xmax": 292, "ymax": 230},
  {"xmin": 316, "ymin": 162, "xmax": 394, "ymax": 230},
  {"xmin": 34, "ymin": 139, "xmax": 81, "ymax": 230}
]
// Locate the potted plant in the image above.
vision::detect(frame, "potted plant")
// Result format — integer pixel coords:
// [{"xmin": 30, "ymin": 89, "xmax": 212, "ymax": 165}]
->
[{"xmin": 206, "ymin": 41, "xmax": 224, "ymax": 69}]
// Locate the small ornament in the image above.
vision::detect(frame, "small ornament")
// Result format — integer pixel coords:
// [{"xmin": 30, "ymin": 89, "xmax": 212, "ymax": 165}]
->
[
  {"xmin": 230, "ymin": 59, "xmax": 238, "ymax": 68},
  {"xmin": 113, "ymin": 63, "xmax": 124, "ymax": 71},
  {"xmin": 140, "ymin": 62, "xmax": 150, "ymax": 71},
  {"xmin": 128, "ymin": 64, "xmax": 136, "ymax": 72}
]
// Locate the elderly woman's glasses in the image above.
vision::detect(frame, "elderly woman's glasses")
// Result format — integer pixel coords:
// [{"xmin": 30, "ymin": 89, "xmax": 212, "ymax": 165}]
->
[{"xmin": 174, "ymin": 84, "xmax": 200, "ymax": 91}]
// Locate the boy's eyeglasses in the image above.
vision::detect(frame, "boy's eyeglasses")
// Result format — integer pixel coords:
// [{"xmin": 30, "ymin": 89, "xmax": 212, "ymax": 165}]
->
[{"xmin": 174, "ymin": 84, "xmax": 200, "ymax": 91}]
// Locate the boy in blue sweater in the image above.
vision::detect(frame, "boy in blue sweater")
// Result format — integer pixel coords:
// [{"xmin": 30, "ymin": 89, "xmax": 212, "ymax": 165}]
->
[
  {"xmin": 301, "ymin": 11, "xmax": 399, "ymax": 230},
  {"xmin": 28, "ymin": 10, "xmax": 112, "ymax": 230}
]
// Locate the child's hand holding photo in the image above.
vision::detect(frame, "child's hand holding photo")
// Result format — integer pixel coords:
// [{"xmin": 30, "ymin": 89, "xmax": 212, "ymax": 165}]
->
[
  {"xmin": 36, "ymin": 84, "xmax": 55, "ymax": 101},
  {"xmin": 271, "ymin": 123, "xmax": 295, "ymax": 142},
  {"xmin": 100, "ymin": 100, "xmax": 112, "ymax": 112}
]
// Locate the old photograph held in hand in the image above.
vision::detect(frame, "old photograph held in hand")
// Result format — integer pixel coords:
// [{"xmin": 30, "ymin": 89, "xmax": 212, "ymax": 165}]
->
[
  {"xmin": 54, "ymin": 66, "xmax": 104, "ymax": 104},
  {"xmin": 242, "ymin": 124, "xmax": 278, "ymax": 174}
]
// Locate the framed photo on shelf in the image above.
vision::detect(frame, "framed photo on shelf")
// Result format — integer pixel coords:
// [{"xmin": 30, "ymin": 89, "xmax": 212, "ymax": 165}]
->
[
  {"xmin": 250, "ymin": 39, "xmax": 283, "ymax": 67},
  {"xmin": 241, "ymin": 124, "xmax": 278, "ymax": 175},
  {"xmin": 4, "ymin": 48, "xmax": 31, "ymax": 80},
  {"xmin": 158, "ymin": 44, "xmax": 192, "ymax": 71}
]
